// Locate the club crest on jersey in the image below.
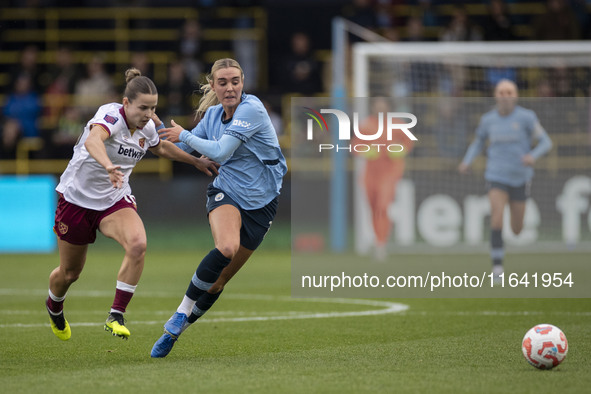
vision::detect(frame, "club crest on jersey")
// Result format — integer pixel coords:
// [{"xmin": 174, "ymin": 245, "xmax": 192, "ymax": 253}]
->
[
  {"xmin": 215, "ymin": 192, "xmax": 224, "ymax": 202},
  {"xmin": 58, "ymin": 221, "xmax": 68, "ymax": 235},
  {"xmin": 139, "ymin": 138, "xmax": 145, "ymax": 148},
  {"xmin": 104, "ymin": 114, "xmax": 119, "ymax": 125}
]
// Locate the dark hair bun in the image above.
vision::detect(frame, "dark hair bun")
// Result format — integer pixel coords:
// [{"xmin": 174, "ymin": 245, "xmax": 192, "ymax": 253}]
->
[{"xmin": 125, "ymin": 68, "xmax": 142, "ymax": 84}]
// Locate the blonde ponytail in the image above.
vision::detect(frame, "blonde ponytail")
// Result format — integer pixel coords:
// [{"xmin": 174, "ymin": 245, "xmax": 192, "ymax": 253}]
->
[{"xmin": 195, "ymin": 76, "xmax": 219, "ymax": 120}]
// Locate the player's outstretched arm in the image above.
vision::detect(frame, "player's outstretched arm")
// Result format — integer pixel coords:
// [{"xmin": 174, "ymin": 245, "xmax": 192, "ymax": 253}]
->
[
  {"xmin": 149, "ymin": 140, "xmax": 219, "ymax": 176},
  {"xmin": 159, "ymin": 120, "xmax": 242, "ymax": 163}
]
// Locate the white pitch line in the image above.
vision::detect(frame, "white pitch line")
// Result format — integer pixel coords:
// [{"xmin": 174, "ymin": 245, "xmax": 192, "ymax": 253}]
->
[{"xmin": 0, "ymin": 293, "xmax": 409, "ymax": 329}]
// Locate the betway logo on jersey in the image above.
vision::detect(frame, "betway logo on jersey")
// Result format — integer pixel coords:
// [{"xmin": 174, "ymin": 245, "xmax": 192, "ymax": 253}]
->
[
  {"xmin": 117, "ymin": 145, "xmax": 144, "ymax": 160},
  {"xmin": 232, "ymin": 119, "xmax": 251, "ymax": 129},
  {"xmin": 304, "ymin": 107, "xmax": 418, "ymax": 153}
]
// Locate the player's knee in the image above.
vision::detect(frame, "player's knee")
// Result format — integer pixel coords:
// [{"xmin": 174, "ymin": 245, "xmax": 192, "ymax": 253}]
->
[
  {"xmin": 217, "ymin": 243, "xmax": 239, "ymax": 259},
  {"xmin": 63, "ymin": 269, "xmax": 81, "ymax": 284},
  {"xmin": 126, "ymin": 236, "xmax": 147, "ymax": 261}
]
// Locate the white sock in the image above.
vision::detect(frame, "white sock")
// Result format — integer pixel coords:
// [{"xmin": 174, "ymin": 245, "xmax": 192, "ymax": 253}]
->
[
  {"xmin": 177, "ymin": 295, "xmax": 196, "ymax": 316},
  {"xmin": 48, "ymin": 288, "xmax": 66, "ymax": 302},
  {"xmin": 116, "ymin": 280, "xmax": 137, "ymax": 293}
]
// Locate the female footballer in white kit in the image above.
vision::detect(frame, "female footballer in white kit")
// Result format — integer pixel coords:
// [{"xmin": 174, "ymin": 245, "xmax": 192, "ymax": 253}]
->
[{"xmin": 46, "ymin": 68, "xmax": 218, "ymax": 341}]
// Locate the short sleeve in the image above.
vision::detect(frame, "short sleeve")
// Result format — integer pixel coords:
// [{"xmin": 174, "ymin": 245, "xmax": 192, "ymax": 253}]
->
[
  {"xmin": 144, "ymin": 121, "xmax": 161, "ymax": 148},
  {"xmin": 224, "ymin": 100, "xmax": 263, "ymax": 141},
  {"xmin": 89, "ymin": 110, "xmax": 122, "ymax": 137}
]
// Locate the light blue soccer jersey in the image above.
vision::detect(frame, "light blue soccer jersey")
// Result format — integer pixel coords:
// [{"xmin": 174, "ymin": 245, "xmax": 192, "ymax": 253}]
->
[
  {"xmin": 461, "ymin": 105, "xmax": 552, "ymax": 186},
  {"xmin": 177, "ymin": 93, "xmax": 287, "ymax": 210}
]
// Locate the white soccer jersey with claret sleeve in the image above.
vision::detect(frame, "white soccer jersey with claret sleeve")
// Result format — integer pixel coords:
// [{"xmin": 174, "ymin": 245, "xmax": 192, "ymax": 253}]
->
[{"xmin": 56, "ymin": 103, "xmax": 160, "ymax": 210}]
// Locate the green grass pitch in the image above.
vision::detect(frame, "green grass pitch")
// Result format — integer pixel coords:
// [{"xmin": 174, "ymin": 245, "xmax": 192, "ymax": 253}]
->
[{"xmin": 1, "ymin": 246, "xmax": 590, "ymax": 393}]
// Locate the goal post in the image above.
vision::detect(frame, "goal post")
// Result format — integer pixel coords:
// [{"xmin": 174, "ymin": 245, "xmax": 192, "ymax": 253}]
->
[
  {"xmin": 353, "ymin": 41, "xmax": 591, "ymax": 98},
  {"xmin": 351, "ymin": 41, "xmax": 591, "ymax": 254}
]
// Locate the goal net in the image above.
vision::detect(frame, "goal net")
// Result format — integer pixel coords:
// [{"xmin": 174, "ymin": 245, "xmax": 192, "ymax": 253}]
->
[{"xmin": 351, "ymin": 41, "xmax": 591, "ymax": 254}]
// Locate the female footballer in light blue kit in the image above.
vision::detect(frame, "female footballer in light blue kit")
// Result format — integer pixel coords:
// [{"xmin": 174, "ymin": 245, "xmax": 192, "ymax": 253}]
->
[
  {"xmin": 151, "ymin": 58, "xmax": 287, "ymax": 357},
  {"xmin": 458, "ymin": 79, "xmax": 552, "ymax": 282}
]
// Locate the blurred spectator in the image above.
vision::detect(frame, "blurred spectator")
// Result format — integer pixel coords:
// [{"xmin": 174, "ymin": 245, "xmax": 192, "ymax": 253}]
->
[
  {"xmin": 162, "ymin": 60, "xmax": 195, "ymax": 120},
  {"xmin": 42, "ymin": 45, "xmax": 81, "ymax": 130},
  {"xmin": 1, "ymin": 74, "xmax": 42, "ymax": 158},
  {"xmin": 233, "ymin": 13, "xmax": 258, "ymax": 91},
  {"xmin": 281, "ymin": 32, "xmax": 322, "ymax": 94},
  {"xmin": 74, "ymin": 54, "xmax": 116, "ymax": 120},
  {"xmin": 536, "ymin": 79, "xmax": 555, "ymax": 97},
  {"xmin": 417, "ymin": 0, "xmax": 438, "ymax": 28},
  {"xmin": 549, "ymin": 65, "xmax": 576, "ymax": 96},
  {"xmin": 403, "ymin": 16, "xmax": 427, "ymax": 42},
  {"xmin": 374, "ymin": 0, "xmax": 415, "ymax": 31},
  {"xmin": 533, "ymin": 0, "xmax": 581, "ymax": 40},
  {"xmin": 483, "ymin": 0, "xmax": 516, "ymax": 41},
  {"xmin": 7, "ymin": 44, "xmax": 44, "ymax": 94},
  {"xmin": 178, "ymin": 19, "xmax": 204, "ymax": 85},
  {"xmin": 403, "ymin": 16, "xmax": 437, "ymax": 93},
  {"xmin": 382, "ymin": 27, "xmax": 400, "ymax": 42},
  {"xmin": 342, "ymin": 0, "xmax": 378, "ymax": 30},
  {"xmin": 439, "ymin": 5, "xmax": 483, "ymax": 42},
  {"xmin": 130, "ymin": 51, "xmax": 153, "ymax": 81},
  {"xmin": 571, "ymin": 0, "xmax": 591, "ymax": 39},
  {"xmin": 375, "ymin": 0, "xmax": 394, "ymax": 29},
  {"xmin": 262, "ymin": 99, "xmax": 283, "ymax": 137},
  {"xmin": 51, "ymin": 106, "xmax": 83, "ymax": 158}
]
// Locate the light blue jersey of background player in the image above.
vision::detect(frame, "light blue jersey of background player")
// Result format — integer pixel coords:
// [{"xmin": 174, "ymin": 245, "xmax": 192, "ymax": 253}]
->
[
  {"xmin": 175, "ymin": 92, "xmax": 288, "ymax": 209},
  {"xmin": 461, "ymin": 105, "xmax": 552, "ymax": 187}
]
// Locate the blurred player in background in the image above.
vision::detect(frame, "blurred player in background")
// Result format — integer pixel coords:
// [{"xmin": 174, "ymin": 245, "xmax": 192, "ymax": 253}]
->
[
  {"xmin": 46, "ymin": 68, "xmax": 218, "ymax": 341},
  {"xmin": 458, "ymin": 79, "xmax": 552, "ymax": 282},
  {"xmin": 151, "ymin": 58, "xmax": 288, "ymax": 358},
  {"xmin": 356, "ymin": 97, "xmax": 414, "ymax": 261}
]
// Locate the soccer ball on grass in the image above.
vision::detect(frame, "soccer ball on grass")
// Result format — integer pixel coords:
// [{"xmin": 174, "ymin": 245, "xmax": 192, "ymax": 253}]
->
[{"xmin": 521, "ymin": 324, "xmax": 568, "ymax": 369}]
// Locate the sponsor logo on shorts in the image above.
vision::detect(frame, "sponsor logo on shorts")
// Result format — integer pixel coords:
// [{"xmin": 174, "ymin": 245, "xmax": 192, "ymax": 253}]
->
[
  {"xmin": 215, "ymin": 192, "xmax": 224, "ymax": 202},
  {"xmin": 58, "ymin": 222, "xmax": 68, "ymax": 235}
]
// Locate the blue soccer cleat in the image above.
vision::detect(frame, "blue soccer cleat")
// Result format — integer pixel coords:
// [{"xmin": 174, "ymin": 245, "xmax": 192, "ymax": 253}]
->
[
  {"xmin": 150, "ymin": 312, "xmax": 189, "ymax": 358},
  {"xmin": 151, "ymin": 332, "xmax": 178, "ymax": 358},
  {"xmin": 163, "ymin": 312, "xmax": 188, "ymax": 337}
]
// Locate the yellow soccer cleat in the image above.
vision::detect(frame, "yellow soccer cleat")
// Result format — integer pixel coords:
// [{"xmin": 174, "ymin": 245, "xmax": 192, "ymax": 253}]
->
[
  {"xmin": 47, "ymin": 310, "xmax": 71, "ymax": 341},
  {"xmin": 104, "ymin": 313, "xmax": 130, "ymax": 339}
]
